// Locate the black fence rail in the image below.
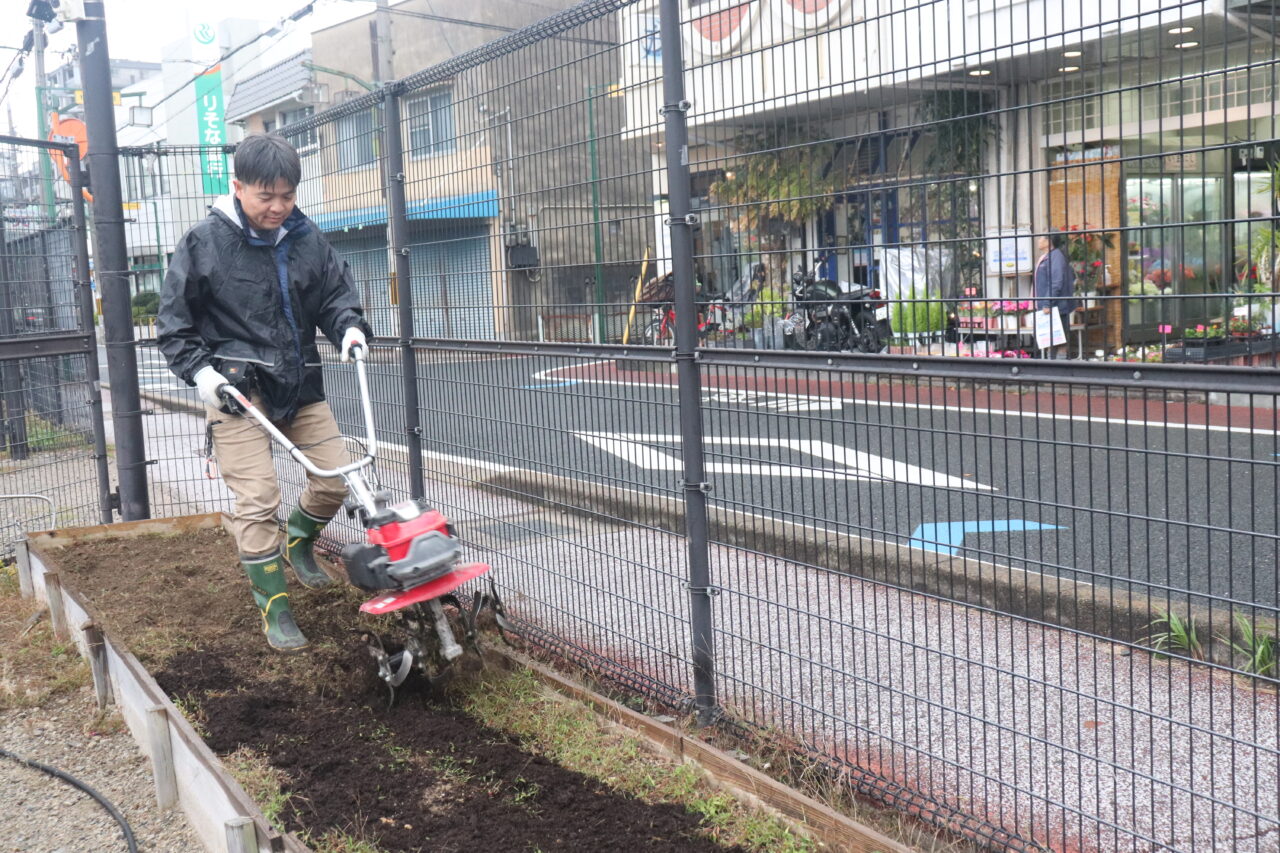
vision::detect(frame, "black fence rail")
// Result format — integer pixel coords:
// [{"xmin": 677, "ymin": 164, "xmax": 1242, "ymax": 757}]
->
[
  {"xmin": 0, "ymin": 135, "xmax": 111, "ymax": 551},
  {"xmin": 58, "ymin": 0, "xmax": 1280, "ymax": 849}
]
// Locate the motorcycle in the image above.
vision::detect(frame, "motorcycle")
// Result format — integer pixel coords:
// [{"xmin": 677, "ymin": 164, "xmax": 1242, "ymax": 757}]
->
[
  {"xmin": 783, "ymin": 267, "xmax": 844, "ymax": 351},
  {"xmin": 835, "ymin": 281, "xmax": 893, "ymax": 353},
  {"xmin": 783, "ymin": 266, "xmax": 892, "ymax": 353}
]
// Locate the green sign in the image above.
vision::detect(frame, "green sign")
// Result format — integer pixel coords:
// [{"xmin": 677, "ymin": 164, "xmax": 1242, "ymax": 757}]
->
[{"xmin": 195, "ymin": 66, "xmax": 229, "ymax": 195}]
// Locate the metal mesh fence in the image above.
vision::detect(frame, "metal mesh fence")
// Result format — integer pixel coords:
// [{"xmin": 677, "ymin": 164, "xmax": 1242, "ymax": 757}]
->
[
  {"xmin": 64, "ymin": 0, "xmax": 1280, "ymax": 848},
  {"xmin": 0, "ymin": 136, "xmax": 110, "ymax": 552}
]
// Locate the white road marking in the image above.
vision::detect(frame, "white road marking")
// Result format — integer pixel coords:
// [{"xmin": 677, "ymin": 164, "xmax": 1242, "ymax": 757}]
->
[
  {"xmin": 573, "ymin": 431, "xmax": 995, "ymax": 490},
  {"xmin": 531, "ymin": 361, "xmax": 1279, "ymax": 436}
]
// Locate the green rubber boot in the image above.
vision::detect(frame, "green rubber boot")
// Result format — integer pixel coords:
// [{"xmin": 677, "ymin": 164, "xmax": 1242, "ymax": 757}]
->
[
  {"xmin": 242, "ymin": 550, "xmax": 308, "ymax": 652},
  {"xmin": 285, "ymin": 507, "xmax": 335, "ymax": 590}
]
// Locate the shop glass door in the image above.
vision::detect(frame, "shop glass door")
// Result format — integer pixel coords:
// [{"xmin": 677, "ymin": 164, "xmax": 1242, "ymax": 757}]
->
[{"xmin": 1125, "ymin": 176, "xmax": 1224, "ymax": 339}]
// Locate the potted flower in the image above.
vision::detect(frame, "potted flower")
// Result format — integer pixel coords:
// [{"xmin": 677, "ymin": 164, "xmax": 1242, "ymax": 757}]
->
[
  {"xmin": 1065, "ymin": 224, "xmax": 1116, "ymax": 304},
  {"xmin": 955, "ymin": 299, "xmax": 990, "ymax": 329},
  {"xmin": 1184, "ymin": 324, "xmax": 1225, "ymax": 343},
  {"xmin": 1230, "ymin": 315, "xmax": 1260, "ymax": 338}
]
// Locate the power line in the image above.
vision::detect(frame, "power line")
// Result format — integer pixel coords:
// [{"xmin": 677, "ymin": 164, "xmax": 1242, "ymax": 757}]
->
[
  {"xmin": 381, "ymin": 5, "xmax": 616, "ymax": 47},
  {"xmin": 0, "ymin": 45, "xmax": 30, "ymax": 110},
  {"xmin": 120, "ymin": 21, "xmax": 301, "ymax": 136},
  {"xmin": 116, "ymin": 1, "xmax": 316, "ymax": 131},
  {"xmin": 421, "ymin": 1, "xmax": 458, "ymax": 57}
]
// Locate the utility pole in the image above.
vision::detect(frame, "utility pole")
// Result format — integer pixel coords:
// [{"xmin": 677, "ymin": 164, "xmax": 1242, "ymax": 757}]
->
[
  {"xmin": 372, "ymin": 0, "xmax": 396, "ymax": 337},
  {"xmin": 78, "ymin": 0, "xmax": 149, "ymax": 520},
  {"xmin": 32, "ymin": 21, "xmax": 55, "ymax": 222},
  {"xmin": 372, "ymin": 0, "xmax": 394, "ymax": 84}
]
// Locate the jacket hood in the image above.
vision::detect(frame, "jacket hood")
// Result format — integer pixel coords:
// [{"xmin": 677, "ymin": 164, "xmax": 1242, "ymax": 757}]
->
[{"xmin": 211, "ymin": 194, "xmax": 309, "ymax": 246}]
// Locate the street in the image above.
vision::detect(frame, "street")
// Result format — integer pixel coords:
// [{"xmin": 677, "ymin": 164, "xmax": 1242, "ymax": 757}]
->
[{"xmin": 114, "ymin": 342, "xmax": 1280, "ymax": 611}]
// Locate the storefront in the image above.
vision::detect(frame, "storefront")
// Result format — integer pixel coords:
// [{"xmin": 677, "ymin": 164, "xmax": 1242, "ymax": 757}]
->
[{"xmin": 1042, "ymin": 36, "xmax": 1280, "ymax": 355}]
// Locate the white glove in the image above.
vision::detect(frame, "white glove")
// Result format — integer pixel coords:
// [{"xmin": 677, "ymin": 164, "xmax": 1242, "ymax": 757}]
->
[
  {"xmin": 340, "ymin": 327, "xmax": 367, "ymax": 362},
  {"xmin": 193, "ymin": 365, "xmax": 230, "ymax": 409}
]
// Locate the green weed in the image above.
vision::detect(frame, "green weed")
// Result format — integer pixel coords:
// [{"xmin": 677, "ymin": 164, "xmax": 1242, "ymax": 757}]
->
[
  {"xmin": 1146, "ymin": 608, "xmax": 1205, "ymax": 660},
  {"xmin": 1221, "ymin": 613, "xmax": 1278, "ymax": 679},
  {"xmin": 456, "ymin": 667, "xmax": 816, "ymax": 853},
  {"xmin": 225, "ymin": 746, "xmax": 294, "ymax": 832}
]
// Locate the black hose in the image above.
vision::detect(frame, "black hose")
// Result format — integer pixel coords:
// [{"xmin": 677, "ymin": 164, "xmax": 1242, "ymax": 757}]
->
[{"xmin": 0, "ymin": 746, "xmax": 139, "ymax": 853}]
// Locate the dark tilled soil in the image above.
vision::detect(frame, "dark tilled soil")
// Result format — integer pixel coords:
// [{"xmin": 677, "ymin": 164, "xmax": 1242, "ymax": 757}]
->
[{"xmin": 44, "ymin": 528, "xmax": 743, "ymax": 852}]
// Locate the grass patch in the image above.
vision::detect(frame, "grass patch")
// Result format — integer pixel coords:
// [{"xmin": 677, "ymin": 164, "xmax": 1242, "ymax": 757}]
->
[
  {"xmin": 0, "ymin": 559, "xmax": 91, "ymax": 710},
  {"xmin": 225, "ymin": 746, "xmax": 295, "ymax": 832},
  {"xmin": 706, "ymin": 725, "xmax": 986, "ymax": 853},
  {"xmin": 0, "ymin": 413, "xmax": 92, "ymax": 458},
  {"xmin": 171, "ymin": 693, "xmax": 210, "ymax": 739},
  {"xmin": 455, "ymin": 667, "xmax": 816, "ymax": 853},
  {"xmin": 305, "ymin": 830, "xmax": 388, "ymax": 853},
  {"xmin": 518, "ymin": 648, "xmax": 984, "ymax": 852}
]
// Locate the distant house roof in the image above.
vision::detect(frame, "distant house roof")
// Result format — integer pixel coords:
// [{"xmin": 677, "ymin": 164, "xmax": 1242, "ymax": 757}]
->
[{"xmin": 227, "ymin": 50, "xmax": 312, "ymax": 122}]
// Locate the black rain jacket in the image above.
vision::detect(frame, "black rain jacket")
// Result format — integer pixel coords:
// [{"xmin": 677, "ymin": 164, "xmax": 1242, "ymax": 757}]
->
[{"xmin": 158, "ymin": 195, "xmax": 372, "ymax": 422}]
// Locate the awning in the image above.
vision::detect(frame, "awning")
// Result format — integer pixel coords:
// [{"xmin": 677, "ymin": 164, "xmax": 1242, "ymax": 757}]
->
[{"xmin": 308, "ymin": 189, "xmax": 499, "ymax": 232}]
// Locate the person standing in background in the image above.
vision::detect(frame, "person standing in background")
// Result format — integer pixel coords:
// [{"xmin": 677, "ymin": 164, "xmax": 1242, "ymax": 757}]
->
[{"xmin": 1034, "ymin": 232, "xmax": 1076, "ymax": 359}]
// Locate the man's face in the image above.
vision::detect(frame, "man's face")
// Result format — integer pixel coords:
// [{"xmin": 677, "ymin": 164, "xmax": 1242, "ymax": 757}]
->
[{"xmin": 233, "ymin": 178, "xmax": 296, "ymax": 232}]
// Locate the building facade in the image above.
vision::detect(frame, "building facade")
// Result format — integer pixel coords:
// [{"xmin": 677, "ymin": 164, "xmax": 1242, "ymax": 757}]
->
[{"xmin": 618, "ymin": 0, "xmax": 1279, "ymax": 351}]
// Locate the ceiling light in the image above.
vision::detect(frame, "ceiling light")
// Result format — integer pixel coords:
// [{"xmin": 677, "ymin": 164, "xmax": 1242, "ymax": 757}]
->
[
  {"xmin": 1168, "ymin": 26, "xmax": 1195, "ymax": 35},
  {"xmin": 1174, "ymin": 41, "xmax": 1199, "ymax": 49},
  {"xmin": 1063, "ymin": 50, "xmax": 1083, "ymax": 58},
  {"xmin": 1058, "ymin": 66, "xmax": 1080, "ymax": 73},
  {"xmin": 968, "ymin": 68, "xmax": 992, "ymax": 76}
]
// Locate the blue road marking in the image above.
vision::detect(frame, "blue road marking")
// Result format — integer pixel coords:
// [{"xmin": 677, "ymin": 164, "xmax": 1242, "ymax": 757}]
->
[
  {"xmin": 909, "ymin": 519, "xmax": 1065, "ymax": 556},
  {"xmin": 521, "ymin": 380, "xmax": 581, "ymax": 389}
]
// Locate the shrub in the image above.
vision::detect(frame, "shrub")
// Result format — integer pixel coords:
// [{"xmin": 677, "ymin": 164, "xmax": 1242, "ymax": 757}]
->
[
  {"xmin": 131, "ymin": 290, "xmax": 160, "ymax": 322},
  {"xmin": 894, "ymin": 289, "xmax": 948, "ymax": 334}
]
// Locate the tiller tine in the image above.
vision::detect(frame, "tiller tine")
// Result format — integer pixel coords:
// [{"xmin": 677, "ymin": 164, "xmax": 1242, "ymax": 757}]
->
[{"xmin": 358, "ymin": 630, "xmax": 413, "ymax": 709}]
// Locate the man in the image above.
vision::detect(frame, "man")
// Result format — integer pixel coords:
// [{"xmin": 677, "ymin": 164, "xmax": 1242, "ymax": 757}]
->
[{"xmin": 158, "ymin": 133, "xmax": 371, "ymax": 652}]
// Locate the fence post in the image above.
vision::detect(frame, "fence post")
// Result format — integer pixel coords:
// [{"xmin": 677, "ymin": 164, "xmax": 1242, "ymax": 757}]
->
[
  {"xmin": 224, "ymin": 817, "xmax": 257, "ymax": 853},
  {"xmin": 383, "ymin": 87, "xmax": 426, "ymax": 501},
  {"xmin": 77, "ymin": 1, "xmax": 151, "ymax": 521},
  {"xmin": 657, "ymin": 0, "xmax": 719, "ymax": 726},
  {"xmin": 145, "ymin": 705, "xmax": 177, "ymax": 810},
  {"xmin": 67, "ymin": 146, "xmax": 114, "ymax": 524},
  {"xmin": 0, "ymin": 185, "xmax": 29, "ymax": 461},
  {"xmin": 80, "ymin": 620, "xmax": 112, "ymax": 710}
]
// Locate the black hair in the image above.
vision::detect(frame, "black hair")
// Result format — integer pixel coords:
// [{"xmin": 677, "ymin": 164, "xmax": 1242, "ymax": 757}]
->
[
  {"xmin": 233, "ymin": 133, "xmax": 301, "ymax": 189},
  {"xmin": 1047, "ymin": 230, "xmax": 1068, "ymax": 250}
]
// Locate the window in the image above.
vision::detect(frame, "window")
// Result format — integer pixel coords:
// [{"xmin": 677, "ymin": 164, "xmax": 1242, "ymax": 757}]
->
[
  {"xmin": 124, "ymin": 155, "xmax": 165, "ymax": 201},
  {"xmin": 337, "ymin": 109, "xmax": 376, "ymax": 171},
  {"xmin": 1042, "ymin": 78, "xmax": 1099, "ymax": 136},
  {"xmin": 279, "ymin": 105, "xmax": 317, "ymax": 149},
  {"xmin": 406, "ymin": 91, "xmax": 455, "ymax": 157}
]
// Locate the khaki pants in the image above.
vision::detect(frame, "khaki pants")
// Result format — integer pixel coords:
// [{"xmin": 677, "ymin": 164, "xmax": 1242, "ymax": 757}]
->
[{"xmin": 207, "ymin": 398, "xmax": 351, "ymax": 557}]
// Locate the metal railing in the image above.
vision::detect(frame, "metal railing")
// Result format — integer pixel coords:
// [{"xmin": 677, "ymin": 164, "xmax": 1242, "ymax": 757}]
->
[
  {"xmin": 0, "ymin": 135, "xmax": 111, "ymax": 551},
  {"xmin": 51, "ymin": 0, "xmax": 1280, "ymax": 848}
]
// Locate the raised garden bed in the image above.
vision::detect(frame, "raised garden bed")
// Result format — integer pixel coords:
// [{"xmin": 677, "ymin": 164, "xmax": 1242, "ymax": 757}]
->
[{"xmin": 20, "ymin": 514, "xmax": 904, "ymax": 853}]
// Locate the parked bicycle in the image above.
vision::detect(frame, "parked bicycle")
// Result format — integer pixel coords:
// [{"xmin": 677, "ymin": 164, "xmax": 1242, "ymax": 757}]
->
[{"xmin": 636, "ymin": 272, "xmax": 730, "ymax": 345}]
